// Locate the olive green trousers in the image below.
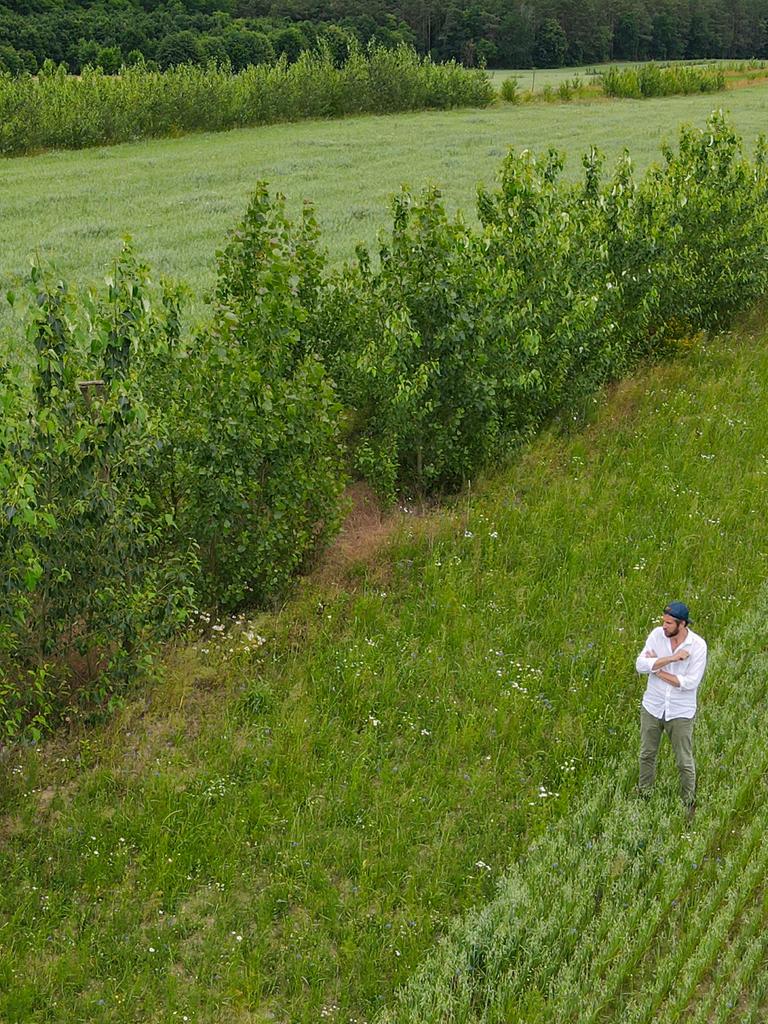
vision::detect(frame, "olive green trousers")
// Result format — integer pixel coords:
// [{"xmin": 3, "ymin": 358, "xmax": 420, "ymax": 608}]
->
[{"xmin": 638, "ymin": 707, "xmax": 696, "ymax": 807}]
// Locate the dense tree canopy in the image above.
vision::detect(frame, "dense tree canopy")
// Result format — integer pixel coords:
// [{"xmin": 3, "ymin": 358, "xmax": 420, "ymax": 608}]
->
[{"xmin": 1, "ymin": 0, "xmax": 767, "ymax": 73}]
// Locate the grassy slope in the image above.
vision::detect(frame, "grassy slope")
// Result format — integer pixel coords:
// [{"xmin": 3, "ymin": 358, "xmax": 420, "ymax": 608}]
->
[
  {"xmin": 2, "ymin": 79, "xmax": 768, "ymax": 326},
  {"xmin": 3, "ymin": 313, "xmax": 768, "ymax": 1023},
  {"xmin": 383, "ymin": 572, "xmax": 768, "ymax": 1024}
]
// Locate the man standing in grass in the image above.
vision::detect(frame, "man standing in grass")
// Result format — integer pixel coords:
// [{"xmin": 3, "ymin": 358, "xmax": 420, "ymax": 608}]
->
[{"xmin": 635, "ymin": 601, "xmax": 708, "ymax": 816}]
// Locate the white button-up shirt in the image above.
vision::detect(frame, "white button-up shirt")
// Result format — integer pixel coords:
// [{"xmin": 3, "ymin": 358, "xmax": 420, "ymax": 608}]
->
[{"xmin": 635, "ymin": 626, "xmax": 708, "ymax": 720}]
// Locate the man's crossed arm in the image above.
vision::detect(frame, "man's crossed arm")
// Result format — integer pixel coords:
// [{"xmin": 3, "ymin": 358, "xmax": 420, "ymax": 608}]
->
[{"xmin": 644, "ymin": 647, "xmax": 690, "ymax": 688}]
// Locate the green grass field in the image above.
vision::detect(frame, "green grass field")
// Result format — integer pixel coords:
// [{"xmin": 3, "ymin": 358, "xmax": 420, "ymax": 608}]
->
[
  {"xmin": 2, "ymin": 78, "xmax": 768, "ymax": 332},
  {"xmin": 487, "ymin": 64, "xmax": 615, "ymax": 91},
  {"xmin": 3, "ymin": 310, "xmax": 768, "ymax": 1022},
  {"xmin": 5, "ymin": 72, "xmax": 768, "ymax": 1022}
]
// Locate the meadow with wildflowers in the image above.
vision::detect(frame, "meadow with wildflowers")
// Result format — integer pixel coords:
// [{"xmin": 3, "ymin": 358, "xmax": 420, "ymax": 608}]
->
[{"xmin": 3, "ymin": 309, "xmax": 768, "ymax": 1021}]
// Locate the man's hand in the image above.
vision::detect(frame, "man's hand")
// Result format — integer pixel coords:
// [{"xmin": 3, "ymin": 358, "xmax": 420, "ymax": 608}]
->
[{"xmin": 650, "ymin": 647, "xmax": 690, "ymax": 673}]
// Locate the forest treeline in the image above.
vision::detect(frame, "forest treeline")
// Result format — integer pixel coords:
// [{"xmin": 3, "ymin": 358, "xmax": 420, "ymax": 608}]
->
[{"xmin": 1, "ymin": 0, "xmax": 767, "ymax": 74}]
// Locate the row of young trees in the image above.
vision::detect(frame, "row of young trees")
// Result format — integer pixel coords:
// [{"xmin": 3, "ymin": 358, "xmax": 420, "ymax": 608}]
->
[
  {"xmin": 2, "ymin": 114, "xmax": 767, "ymax": 740},
  {"xmin": 0, "ymin": 57, "xmax": 726, "ymax": 159},
  {"xmin": 2, "ymin": 0, "xmax": 768, "ymax": 73},
  {"xmin": 0, "ymin": 50, "xmax": 494, "ymax": 157}
]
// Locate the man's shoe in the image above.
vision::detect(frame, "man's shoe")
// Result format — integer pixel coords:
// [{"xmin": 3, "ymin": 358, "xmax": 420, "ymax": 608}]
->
[
  {"xmin": 635, "ymin": 786, "xmax": 651, "ymax": 801},
  {"xmin": 685, "ymin": 800, "xmax": 696, "ymax": 821}
]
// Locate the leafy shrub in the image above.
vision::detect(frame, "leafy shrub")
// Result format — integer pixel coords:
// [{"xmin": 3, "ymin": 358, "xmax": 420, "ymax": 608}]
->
[
  {"xmin": 0, "ymin": 252, "xmax": 199, "ymax": 739},
  {"xmin": 315, "ymin": 189, "xmax": 537, "ymax": 496},
  {"xmin": 172, "ymin": 187, "xmax": 347, "ymax": 609},
  {"xmin": 156, "ymin": 31, "xmax": 201, "ymax": 70},
  {"xmin": 0, "ymin": 45, "xmax": 22, "ymax": 75},
  {"xmin": 320, "ymin": 25, "xmax": 355, "ymax": 68},
  {"xmin": 271, "ymin": 26, "xmax": 308, "ymax": 63},
  {"xmin": 557, "ymin": 75, "xmax": 585, "ymax": 100},
  {"xmin": 499, "ymin": 76, "xmax": 519, "ymax": 102},
  {"xmin": 313, "ymin": 114, "xmax": 768, "ymax": 497},
  {"xmin": 642, "ymin": 117, "xmax": 768, "ymax": 331},
  {"xmin": 98, "ymin": 46, "xmax": 123, "ymax": 75},
  {"xmin": 223, "ymin": 29, "xmax": 274, "ymax": 71},
  {"xmin": 0, "ymin": 191, "xmax": 347, "ymax": 738}
]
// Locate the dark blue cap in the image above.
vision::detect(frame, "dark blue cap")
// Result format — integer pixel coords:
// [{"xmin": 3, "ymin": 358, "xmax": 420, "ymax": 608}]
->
[{"xmin": 664, "ymin": 601, "xmax": 691, "ymax": 624}]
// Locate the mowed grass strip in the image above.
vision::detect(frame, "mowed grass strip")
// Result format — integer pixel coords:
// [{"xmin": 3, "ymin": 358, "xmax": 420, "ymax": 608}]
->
[
  {"xmin": 3, "ymin": 80, "xmax": 768, "ymax": 329},
  {"xmin": 3, "ymin": 315, "xmax": 768, "ymax": 1023}
]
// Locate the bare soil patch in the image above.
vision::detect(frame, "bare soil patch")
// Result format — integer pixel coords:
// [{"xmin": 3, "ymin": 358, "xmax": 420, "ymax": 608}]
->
[{"xmin": 314, "ymin": 482, "xmax": 406, "ymax": 586}]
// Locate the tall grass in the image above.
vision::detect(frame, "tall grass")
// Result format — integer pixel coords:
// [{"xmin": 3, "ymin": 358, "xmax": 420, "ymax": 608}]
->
[
  {"xmin": 381, "ymin": 568, "xmax": 768, "ymax": 1023},
  {"xmin": 0, "ymin": 46, "xmax": 494, "ymax": 158},
  {"xmin": 602, "ymin": 62, "xmax": 726, "ymax": 98}
]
